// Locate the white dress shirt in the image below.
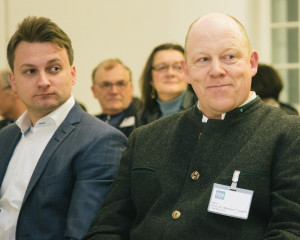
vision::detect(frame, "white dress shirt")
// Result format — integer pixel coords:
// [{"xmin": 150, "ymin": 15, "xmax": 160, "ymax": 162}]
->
[{"xmin": 0, "ymin": 96, "xmax": 75, "ymax": 240}]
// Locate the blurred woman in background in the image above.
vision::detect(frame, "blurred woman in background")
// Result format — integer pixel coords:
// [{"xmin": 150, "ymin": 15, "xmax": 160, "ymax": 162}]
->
[{"xmin": 136, "ymin": 43, "xmax": 197, "ymax": 126}]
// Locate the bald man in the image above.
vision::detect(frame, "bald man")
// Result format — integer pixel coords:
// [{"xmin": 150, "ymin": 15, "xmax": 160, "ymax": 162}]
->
[
  {"xmin": 84, "ymin": 13, "xmax": 300, "ymax": 239},
  {"xmin": 0, "ymin": 69, "xmax": 26, "ymax": 129}
]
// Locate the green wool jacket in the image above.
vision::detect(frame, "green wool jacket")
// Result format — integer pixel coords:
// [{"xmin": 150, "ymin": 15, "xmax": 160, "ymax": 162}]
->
[{"xmin": 85, "ymin": 97, "xmax": 300, "ymax": 240}]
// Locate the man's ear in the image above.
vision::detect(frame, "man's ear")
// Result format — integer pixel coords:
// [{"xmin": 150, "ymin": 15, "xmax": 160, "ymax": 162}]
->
[
  {"xmin": 9, "ymin": 71, "xmax": 17, "ymax": 93},
  {"xmin": 91, "ymin": 85, "xmax": 97, "ymax": 98},
  {"xmin": 181, "ymin": 60, "xmax": 191, "ymax": 84},
  {"xmin": 250, "ymin": 50, "xmax": 259, "ymax": 77},
  {"xmin": 71, "ymin": 65, "xmax": 77, "ymax": 85}
]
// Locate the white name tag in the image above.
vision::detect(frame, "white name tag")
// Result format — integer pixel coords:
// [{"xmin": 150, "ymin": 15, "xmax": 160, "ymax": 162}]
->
[
  {"xmin": 207, "ymin": 183, "xmax": 253, "ymax": 220},
  {"xmin": 119, "ymin": 116, "xmax": 135, "ymax": 128}
]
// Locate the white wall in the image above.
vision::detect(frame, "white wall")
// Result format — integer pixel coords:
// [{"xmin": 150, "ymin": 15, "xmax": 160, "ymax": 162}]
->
[
  {"xmin": 0, "ymin": 0, "xmax": 7, "ymax": 68},
  {"xmin": 0, "ymin": 0, "xmax": 269, "ymax": 114}
]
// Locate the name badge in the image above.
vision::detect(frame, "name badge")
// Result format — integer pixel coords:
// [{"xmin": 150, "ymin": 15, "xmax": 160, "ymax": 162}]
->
[
  {"xmin": 207, "ymin": 170, "xmax": 253, "ymax": 220},
  {"xmin": 119, "ymin": 116, "xmax": 135, "ymax": 128}
]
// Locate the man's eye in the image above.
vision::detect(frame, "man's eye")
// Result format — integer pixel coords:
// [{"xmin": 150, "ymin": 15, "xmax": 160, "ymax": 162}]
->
[
  {"xmin": 223, "ymin": 54, "xmax": 237, "ymax": 63},
  {"xmin": 116, "ymin": 81, "xmax": 126, "ymax": 87},
  {"xmin": 50, "ymin": 66, "xmax": 60, "ymax": 72},
  {"xmin": 24, "ymin": 69, "xmax": 36, "ymax": 74},
  {"xmin": 224, "ymin": 54, "xmax": 236, "ymax": 60},
  {"xmin": 200, "ymin": 57, "xmax": 209, "ymax": 62},
  {"xmin": 99, "ymin": 82, "xmax": 111, "ymax": 88}
]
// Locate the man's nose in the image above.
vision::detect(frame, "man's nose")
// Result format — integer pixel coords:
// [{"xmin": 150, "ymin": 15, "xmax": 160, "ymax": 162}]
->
[
  {"xmin": 209, "ymin": 59, "xmax": 226, "ymax": 77},
  {"xmin": 37, "ymin": 72, "xmax": 51, "ymax": 87},
  {"xmin": 109, "ymin": 84, "xmax": 119, "ymax": 93}
]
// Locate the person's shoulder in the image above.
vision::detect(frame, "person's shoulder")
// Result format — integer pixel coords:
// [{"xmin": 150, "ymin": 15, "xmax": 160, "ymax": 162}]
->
[
  {"xmin": 182, "ymin": 88, "xmax": 198, "ymax": 109},
  {"xmin": 279, "ymin": 102, "xmax": 298, "ymax": 115},
  {"xmin": 76, "ymin": 110, "xmax": 126, "ymax": 137},
  {"xmin": 261, "ymin": 103, "xmax": 300, "ymax": 133},
  {"xmin": 135, "ymin": 105, "xmax": 159, "ymax": 127},
  {"xmin": 124, "ymin": 98, "xmax": 142, "ymax": 117},
  {"xmin": 135, "ymin": 106, "xmax": 195, "ymax": 134},
  {"xmin": 0, "ymin": 123, "xmax": 19, "ymax": 142}
]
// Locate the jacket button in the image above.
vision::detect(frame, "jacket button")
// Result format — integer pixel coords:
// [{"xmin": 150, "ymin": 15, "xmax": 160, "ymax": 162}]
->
[
  {"xmin": 172, "ymin": 210, "xmax": 181, "ymax": 219},
  {"xmin": 191, "ymin": 171, "xmax": 200, "ymax": 180}
]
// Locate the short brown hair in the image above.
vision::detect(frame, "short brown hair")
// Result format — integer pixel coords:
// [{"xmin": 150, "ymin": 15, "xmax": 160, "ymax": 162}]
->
[
  {"xmin": 7, "ymin": 16, "xmax": 74, "ymax": 71},
  {"xmin": 91, "ymin": 58, "xmax": 132, "ymax": 85}
]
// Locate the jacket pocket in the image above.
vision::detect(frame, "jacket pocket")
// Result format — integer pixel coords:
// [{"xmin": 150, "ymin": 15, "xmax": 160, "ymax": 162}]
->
[
  {"xmin": 131, "ymin": 167, "xmax": 161, "ymax": 219},
  {"xmin": 131, "ymin": 167, "xmax": 157, "ymax": 173}
]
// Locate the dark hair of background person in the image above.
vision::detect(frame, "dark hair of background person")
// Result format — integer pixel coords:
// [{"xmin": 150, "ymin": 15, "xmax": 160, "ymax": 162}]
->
[
  {"xmin": 7, "ymin": 16, "xmax": 74, "ymax": 71},
  {"xmin": 140, "ymin": 43, "xmax": 185, "ymax": 110},
  {"xmin": 251, "ymin": 63, "xmax": 298, "ymax": 115},
  {"xmin": 251, "ymin": 63, "xmax": 283, "ymax": 100}
]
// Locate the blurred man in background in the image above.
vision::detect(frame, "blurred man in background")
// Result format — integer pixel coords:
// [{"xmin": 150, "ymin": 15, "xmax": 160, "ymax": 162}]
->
[
  {"xmin": 91, "ymin": 58, "xmax": 141, "ymax": 137},
  {"xmin": 0, "ymin": 69, "xmax": 26, "ymax": 129}
]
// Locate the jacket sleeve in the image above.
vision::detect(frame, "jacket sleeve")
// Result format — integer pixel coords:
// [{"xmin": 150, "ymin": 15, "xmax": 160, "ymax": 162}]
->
[
  {"xmin": 65, "ymin": 128, "xmax": 128, "ymax": 240},
  {"xmin": 82, "ymin": 130, "xmax": 137, "ymax": 240},
  {"xmin": 264, "ymin": 119, "xmax": 300, "ymax": 239}
]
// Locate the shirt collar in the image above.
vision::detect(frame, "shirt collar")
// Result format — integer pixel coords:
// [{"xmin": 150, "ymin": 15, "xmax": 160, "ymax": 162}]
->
[
  {"xmin": 16, "ymin": 95, "xmax": 75, "ymax": 134},
  {"xmin": 200, "ymin": 92, "xmax": 257, "ymax": 122}
]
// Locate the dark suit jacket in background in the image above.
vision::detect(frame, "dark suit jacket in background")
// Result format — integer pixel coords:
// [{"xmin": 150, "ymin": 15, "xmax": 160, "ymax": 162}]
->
[
  {"xmin": 0, "ymin": 102, "xmax": 127, "ymax": 240},
  {"xmin": 0, "ymin": 118, "xmax": 14, "ymax": 130},
  {"xmin": 84, "ymin": 97, "xmax": 300, "ymax": 239},
  {"xmin": 96, "ymin": 97, "xmax": 141, "ymax": 137}
]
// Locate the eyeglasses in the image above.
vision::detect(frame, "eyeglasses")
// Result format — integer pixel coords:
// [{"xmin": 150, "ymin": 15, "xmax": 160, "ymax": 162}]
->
[
  {"xmin": 152, "ymin": 63, "xmax": 182, "ymax": 73},
  {"xmin": 96, "ymin": 80, "xmax": 130, "ymax": 90}
]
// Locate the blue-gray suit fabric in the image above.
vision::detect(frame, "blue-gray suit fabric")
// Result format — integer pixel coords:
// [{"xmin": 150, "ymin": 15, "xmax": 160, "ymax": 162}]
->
[{"xmin": 0, "ymin": 102, "xmax": 127, "ymax": 240}]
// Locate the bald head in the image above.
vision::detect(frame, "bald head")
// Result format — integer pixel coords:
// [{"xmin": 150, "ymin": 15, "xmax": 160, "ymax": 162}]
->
[{"xmin": 184, "ymin": 13, "xmax": 252, "ymax": 61}]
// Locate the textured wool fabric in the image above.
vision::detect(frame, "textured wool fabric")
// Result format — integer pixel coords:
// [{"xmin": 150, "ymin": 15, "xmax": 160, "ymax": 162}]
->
[{"xmin": 84, "ymin": 97, "xmax": 300, "ymax": 240}]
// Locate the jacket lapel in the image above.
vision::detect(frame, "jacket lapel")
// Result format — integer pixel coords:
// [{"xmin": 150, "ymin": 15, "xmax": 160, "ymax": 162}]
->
[
  {"xmin": 22, "ymin": 103, "xmax": 82, "ymax": 203},
  {"xmin": 0, "ymin": 125, "xmax": 22, "ymax": 185}
]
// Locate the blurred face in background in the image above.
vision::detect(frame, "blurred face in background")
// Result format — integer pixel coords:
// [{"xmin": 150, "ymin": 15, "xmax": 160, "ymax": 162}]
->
[
  {"xmin": 151, "ymin": 49, "xmax": 187, "ymax": 102},
  {"xmin": 92, "ymin": 64, "xmax": 133, "ymax": 115},
  {"xmin": 0, "ymin": 80, "xmax": 14, "ymax": 118}
]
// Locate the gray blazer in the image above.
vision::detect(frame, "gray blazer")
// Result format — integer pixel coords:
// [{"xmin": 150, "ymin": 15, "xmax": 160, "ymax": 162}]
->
[{"xmin": 0, "ymin": 102, "xmax": 127, "ymax": 240}]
